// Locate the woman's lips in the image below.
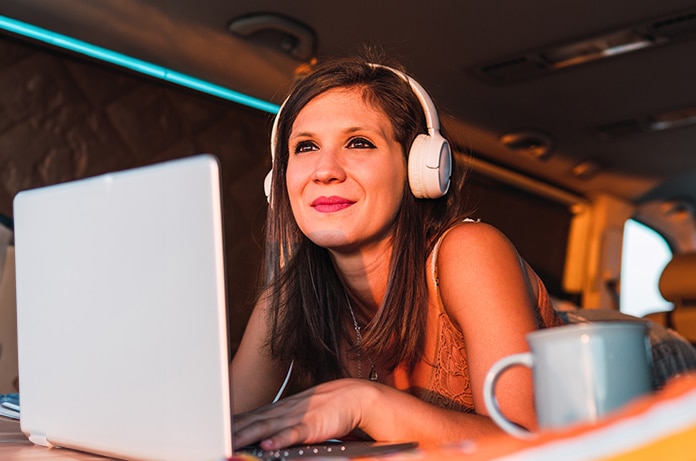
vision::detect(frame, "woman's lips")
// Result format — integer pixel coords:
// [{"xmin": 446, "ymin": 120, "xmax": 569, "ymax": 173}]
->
[{"xmin": 311, "ymin": 196, "xmax": 355, "ymax": 213}]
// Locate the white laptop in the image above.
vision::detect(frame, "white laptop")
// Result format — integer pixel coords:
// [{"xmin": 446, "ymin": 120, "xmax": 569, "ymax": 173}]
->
[
  {"xmin": 14, "ymin": 155, "xmax": 232, "ymax": 461},
  {"xmin": 13, "ymin": 155, "xmax": 416, "ymax": 461}
]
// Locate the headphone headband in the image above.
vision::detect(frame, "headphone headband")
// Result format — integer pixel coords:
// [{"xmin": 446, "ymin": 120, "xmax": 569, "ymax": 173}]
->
[{"xmin": 370, "ymin": 64, "xmax": 440, "ymax": 134}]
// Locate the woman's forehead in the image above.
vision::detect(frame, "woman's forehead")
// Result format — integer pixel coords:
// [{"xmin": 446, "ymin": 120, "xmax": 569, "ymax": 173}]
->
[{"xmin": 292, "ymin": 87, "xmax": 392, "ymax": 131}]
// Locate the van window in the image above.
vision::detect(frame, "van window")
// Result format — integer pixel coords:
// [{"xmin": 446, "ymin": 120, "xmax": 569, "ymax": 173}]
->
[{"xmin": 620, "ymin": 219, "xmax": 673, "ymax": 318}]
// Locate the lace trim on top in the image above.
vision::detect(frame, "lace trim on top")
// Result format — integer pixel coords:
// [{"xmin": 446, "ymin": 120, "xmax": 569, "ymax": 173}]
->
[{"xmin": 422, "ymin": 310, "xmax": 476, "ymax": 412}]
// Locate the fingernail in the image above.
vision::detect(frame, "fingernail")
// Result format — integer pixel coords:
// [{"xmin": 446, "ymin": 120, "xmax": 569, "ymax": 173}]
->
[{"xmin": 260, "ymin": 439, "xmax": 275, "ymax": 450}]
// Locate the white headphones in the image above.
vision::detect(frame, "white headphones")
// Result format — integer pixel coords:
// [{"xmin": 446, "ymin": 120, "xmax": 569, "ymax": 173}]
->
[{"xmin": 264, "ymin": 64, "xmax": 452, "ymax": 202}]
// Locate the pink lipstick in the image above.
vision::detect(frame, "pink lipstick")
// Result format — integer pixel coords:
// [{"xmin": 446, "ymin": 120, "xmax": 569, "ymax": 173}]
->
[{"xmin": 311, "ymin": 196, "xmax": 355, "ymax": 213}]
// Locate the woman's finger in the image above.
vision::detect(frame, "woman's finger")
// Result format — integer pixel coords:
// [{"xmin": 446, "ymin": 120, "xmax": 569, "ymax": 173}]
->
[{"xmin": 257, "ymin": 423, "xmax": 308, "ymax": 451}]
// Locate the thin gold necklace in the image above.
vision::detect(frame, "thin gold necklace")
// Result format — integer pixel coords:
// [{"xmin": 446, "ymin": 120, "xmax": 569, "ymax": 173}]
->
[{"xmin": 346, "ymin": 299, "xmax": 378, "ymax": 381}]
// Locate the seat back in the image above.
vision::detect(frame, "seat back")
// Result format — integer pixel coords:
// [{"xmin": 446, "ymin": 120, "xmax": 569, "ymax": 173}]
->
[
  {"xmin": 660, "ymin": 253, "xmax": 696, "ymax": 307},
  {"xmin": 647, "ymin": 252, "xmax": 696, "ymax": 344}
]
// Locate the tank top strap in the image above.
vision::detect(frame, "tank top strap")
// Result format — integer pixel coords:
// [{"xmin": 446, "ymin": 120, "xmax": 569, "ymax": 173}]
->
[{"xmin": 430, "ymin": 218, "xmax": 478, "ymax": 314}]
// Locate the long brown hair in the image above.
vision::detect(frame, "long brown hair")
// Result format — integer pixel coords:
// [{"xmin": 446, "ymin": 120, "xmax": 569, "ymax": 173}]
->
[{"xmin": 262, "ymin": 53, "xmax": 469, "ymax": 386}]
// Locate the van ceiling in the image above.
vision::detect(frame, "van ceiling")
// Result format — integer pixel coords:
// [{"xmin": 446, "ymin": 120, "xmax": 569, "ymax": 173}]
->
[{"xmin": 1, "ymin": 0, "xmax": 696, "ymax": 205}]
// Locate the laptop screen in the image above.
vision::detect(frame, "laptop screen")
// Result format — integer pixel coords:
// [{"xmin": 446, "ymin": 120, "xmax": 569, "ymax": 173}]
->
[{"xmin": 13, "ymin": 155, "xmax": 233, "ymax": 461}]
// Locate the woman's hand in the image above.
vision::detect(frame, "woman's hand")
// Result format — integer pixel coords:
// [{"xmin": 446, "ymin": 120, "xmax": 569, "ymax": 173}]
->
[{"xmin": 233, "ymin": 378, "xmax": 377, "ymax": 450}]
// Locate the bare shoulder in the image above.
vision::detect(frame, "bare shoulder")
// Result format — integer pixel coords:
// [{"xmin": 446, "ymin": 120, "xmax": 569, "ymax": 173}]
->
[
  {"xmin": 435, "ymin": 221, "xmax": 536, "ymax": 328},
  {"xmin": 437, "ymin": 221, "xmax": 521, "ymax": 267}
]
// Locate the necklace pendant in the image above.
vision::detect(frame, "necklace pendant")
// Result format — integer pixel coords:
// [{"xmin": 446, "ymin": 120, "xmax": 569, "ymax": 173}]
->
[{"xmin": 369, "ymin": 364, "xmax": 378, "ymax": 382}]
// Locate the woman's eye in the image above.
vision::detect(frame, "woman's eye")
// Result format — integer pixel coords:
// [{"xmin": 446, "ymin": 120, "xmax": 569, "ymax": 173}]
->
[
  {"xmin": 294, "ymin": 140, "xmax": 318, "ymax": 153},
  {"xmin": 348, "ymin": 137, "xmax": 376, "ymax": 149}
]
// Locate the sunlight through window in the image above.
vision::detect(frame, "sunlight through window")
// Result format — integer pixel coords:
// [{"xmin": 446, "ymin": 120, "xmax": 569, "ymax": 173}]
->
[{"xmin": 620, "ymin": 219, "xmax": 673, "ymax": 318}]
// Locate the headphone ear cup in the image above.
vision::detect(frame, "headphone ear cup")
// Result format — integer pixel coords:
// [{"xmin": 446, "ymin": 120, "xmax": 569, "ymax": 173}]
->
[
  {"xmin": 264, "ymin": 169, "xmax": 273, "ymax": 203},
  {"xmin": 408, "ymin": 132, "xmax": 452, "ymax": 199}
]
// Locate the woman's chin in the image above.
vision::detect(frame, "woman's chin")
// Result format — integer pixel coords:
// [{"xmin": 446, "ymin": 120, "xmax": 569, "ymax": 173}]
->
[{"xmin": 306, "ymin": 230, "xmax": 353, "ymax": 249}]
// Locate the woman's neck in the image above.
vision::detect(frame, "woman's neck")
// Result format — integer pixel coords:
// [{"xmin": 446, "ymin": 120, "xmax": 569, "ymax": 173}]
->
[{"xmin": 328, "ymin": 239, "xmax": 393, "ymax": 320}]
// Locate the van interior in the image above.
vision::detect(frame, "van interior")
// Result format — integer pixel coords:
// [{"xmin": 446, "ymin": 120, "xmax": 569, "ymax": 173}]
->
[{"xmin": 1, "ymin": 1, "xmax": 696, "ymax": 396}]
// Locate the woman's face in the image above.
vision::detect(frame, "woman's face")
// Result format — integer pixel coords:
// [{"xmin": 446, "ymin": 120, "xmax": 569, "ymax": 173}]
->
[{"xmin": 285, "ymin": 87, "xmax": 407, "ymax": 253}]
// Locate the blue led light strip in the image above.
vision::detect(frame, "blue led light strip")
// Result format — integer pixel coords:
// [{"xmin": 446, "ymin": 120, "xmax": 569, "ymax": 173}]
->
[{"xmin": 0, "ymin": 15, "xmax": 280, "ymax": 114}]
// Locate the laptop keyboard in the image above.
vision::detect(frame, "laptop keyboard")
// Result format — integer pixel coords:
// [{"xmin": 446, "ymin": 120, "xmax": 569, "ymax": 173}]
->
[{"xmin": 238, "ymin": 440, "xmax": 417, "ymax": 460}]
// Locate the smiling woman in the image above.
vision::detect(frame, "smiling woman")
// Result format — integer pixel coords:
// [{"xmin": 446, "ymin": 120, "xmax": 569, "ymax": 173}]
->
[
  {"xmin": 230, "ymin": 52, "xmax": 563, "ymax": 450},
  {"xmin": 286, "ymin": 88, "xmax": 407, "ymax": 252}
]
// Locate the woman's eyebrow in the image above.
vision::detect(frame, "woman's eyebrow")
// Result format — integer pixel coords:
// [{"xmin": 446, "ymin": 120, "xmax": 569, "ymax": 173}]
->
[{"xmin": 290, "ymin": 126, "xmax": 385, "ymax": 139}]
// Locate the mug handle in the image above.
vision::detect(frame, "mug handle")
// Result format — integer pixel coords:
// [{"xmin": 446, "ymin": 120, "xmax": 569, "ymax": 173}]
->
[{"xmin": 483, "ymin": 352, "xmax": 535, "ymax": 439}]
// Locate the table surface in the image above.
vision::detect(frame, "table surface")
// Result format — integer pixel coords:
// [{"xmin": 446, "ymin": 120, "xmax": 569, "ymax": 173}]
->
[
  {"xmin": 1, "ymin": 418, "xmax": 111, "ymax": 460},
  {"xmin": 0, "ymin": 417, "xmax": 485, "ymax": 461}
]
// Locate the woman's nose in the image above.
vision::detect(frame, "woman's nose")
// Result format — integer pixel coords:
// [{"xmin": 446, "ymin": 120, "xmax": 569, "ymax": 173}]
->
[{"xmin": 311, "ymin": 147, "xmax": 346, "ymax": 184}]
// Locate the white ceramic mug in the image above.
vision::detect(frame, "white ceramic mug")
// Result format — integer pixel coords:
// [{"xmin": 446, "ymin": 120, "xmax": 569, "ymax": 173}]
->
[{"xmin": 483, "ymin": 322, "xmax": 653, "ymax": 438}]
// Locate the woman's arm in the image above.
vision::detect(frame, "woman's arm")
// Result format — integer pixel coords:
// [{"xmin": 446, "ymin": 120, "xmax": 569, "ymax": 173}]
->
[
  {"xmin": 231, "ymin": 296, "xmax": 288, "ymax": 414},
  {"xmin": 436, "ymin": 221, "xmax": 539, "ymax": 431},
  {"xmin": 233, "ymin": 378, "xmax": 502, "ymax": 450}
]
